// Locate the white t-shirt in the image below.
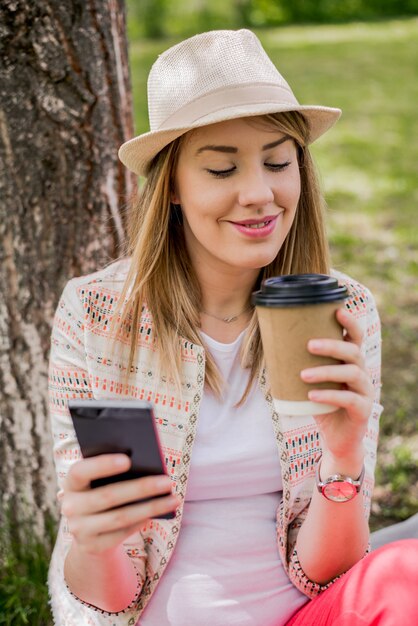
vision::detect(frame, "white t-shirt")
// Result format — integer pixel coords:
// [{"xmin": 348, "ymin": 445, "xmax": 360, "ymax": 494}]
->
[{"xmin": 139, "ymin": 330, "xmax": 307, "ymax": 626}]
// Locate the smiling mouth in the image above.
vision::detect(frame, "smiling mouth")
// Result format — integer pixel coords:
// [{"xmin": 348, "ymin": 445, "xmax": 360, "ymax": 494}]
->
[
  {"xmin": 231, "ymin": 214, "xmax": 280, "ymax": 228},
  {"xmin": 240, "ymin": 219, "xmax": 273, "ymax": 229}
]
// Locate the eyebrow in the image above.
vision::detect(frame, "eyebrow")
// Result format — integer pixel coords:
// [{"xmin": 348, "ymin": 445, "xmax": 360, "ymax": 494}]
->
[{"xmin": 195, "ymin": 135, "xmax": 291, "ymax": 156}]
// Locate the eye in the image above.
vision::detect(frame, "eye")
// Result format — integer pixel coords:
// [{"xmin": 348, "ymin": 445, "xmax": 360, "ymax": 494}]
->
[
  {"xmin": 206, "ymin": 167, "xmax": 236, "ymax": 178},
  {"xmin": 265, "ymin": 161, "xmax": 291, "ymax": 171}
]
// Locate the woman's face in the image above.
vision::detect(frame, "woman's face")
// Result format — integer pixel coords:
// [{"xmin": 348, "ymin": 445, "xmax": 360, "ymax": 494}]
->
[{"xmin": 172, "ymin": 116, "xmax": 301, "ymax": 275}]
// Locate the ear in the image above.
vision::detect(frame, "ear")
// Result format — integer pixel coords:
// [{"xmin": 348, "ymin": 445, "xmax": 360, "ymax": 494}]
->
[{"xmin": 171, "ymin": 189, "xmax": 180, "ymax": 204}]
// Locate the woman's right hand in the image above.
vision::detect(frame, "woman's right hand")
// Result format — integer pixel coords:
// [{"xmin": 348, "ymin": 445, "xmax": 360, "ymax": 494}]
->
[{"xmin": 60, "ymin": 453, "xmax": 180, "ymax": 556}]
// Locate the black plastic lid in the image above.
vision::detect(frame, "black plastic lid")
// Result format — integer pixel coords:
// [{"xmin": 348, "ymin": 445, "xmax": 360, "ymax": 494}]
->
[{"xmin": 252, "ymin": 274, "xmax": 348, "ymax": 307}]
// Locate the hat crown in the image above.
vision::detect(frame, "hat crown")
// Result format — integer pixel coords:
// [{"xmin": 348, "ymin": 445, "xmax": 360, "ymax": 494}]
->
[
  {"xmin": 148, "ymin": 29, "xmax": 294, "ymax": 131},
  {"xmin": 119, "ymin": 29, "xmax": 341, "ymax": 176}
]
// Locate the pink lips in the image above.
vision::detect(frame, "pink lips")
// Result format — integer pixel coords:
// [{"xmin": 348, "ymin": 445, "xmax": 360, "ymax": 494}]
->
[{"xmin": 229, "ymin": 214, "xmax": 280, "ymax": 238}]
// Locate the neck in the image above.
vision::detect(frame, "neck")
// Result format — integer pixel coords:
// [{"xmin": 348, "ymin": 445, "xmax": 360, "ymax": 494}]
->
[
  {"xmin": 184, "ymin": 234, "xmax": 261, "ymax": 341},
  {"xmin": 195, "ymin": 260, "xmax": 259, "ymax": 319}
]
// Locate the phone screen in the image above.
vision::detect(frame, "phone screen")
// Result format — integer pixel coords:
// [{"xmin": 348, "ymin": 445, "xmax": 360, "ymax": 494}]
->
[{"xmin": 68, "ymin": 399, "xmax": 175, "ymax": 519}]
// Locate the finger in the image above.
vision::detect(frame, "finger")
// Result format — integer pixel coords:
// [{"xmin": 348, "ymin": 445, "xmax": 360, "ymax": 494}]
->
[
  {"xmin": 308, "ymin": 388, "xmax": 373, "ymax": 422},
  {"xmin": 65, "ymin": 454, "xmax": 131, "ymax": 492},
  {"xmin": 307, "ymin": 338, "xmax": 363, "ymax": 366},
  {"xmin": 62, "ymin": 474, "xmax": 173, "ymax": 517},
  {"xmin": 68, "ymin": 493, "xmax": 180, "ymax": 539},
  {"xmin": 336, "ymin": 308, "xmax": 364, "ymax": 346},
  {"xmin": 76, "ymin": 521, "xmax": 144, "ymax": 555},
  {"xmin": 301, "ymin": 364, "xmax": 372, "ymax": 396}
]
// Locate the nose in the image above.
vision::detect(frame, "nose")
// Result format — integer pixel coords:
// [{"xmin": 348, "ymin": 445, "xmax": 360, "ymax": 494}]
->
[{"xmin": 237, "ymin": 167, "xmax": 275, "ymax": 208}]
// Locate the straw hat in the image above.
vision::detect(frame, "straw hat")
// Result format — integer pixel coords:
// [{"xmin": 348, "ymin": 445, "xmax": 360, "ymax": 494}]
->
[{"xmin": 119, "ymin": 29, "xmax": 341, "ymax": 177}]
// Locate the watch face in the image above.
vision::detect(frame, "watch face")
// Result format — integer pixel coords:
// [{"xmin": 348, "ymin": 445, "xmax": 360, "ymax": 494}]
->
[{"xmin": 323, "ymin": 481, "xmax": 357, "ymax": 503}]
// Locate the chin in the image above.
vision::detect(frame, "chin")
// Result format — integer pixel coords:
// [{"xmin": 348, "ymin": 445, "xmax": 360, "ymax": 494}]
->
[
  {"xmin": 243, "ymin": 250, "xmax": 281, "ymax": 269},
  {"xmin": 233, "ymin": 257, "xmax": 277, "ymax": 272}
]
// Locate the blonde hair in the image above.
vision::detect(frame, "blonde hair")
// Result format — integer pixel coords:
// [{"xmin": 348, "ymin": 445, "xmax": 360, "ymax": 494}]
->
[{"xmin": 111, "ymin": 112, "xmax": 330, "ymax": 403}]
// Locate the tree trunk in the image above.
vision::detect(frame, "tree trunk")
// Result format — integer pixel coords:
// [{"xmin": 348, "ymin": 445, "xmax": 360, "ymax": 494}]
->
[{"xmin": 0, "ymin": 0, "xmax": 134, "ymax": 539}]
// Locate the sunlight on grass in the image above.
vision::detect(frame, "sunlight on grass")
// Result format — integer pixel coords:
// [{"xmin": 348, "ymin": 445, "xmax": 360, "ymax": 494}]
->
[
  {"xmin": 262, "ymin": 17, "xmax": 418, "ymax": 46},
  {"xmin": 324, "ymin": 166, "xmax": 386, "ymax": 201}
]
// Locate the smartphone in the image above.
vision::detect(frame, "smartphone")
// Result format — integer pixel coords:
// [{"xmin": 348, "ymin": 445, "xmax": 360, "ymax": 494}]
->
[{"xmin": 68, "ymin": 399, "xmax": 175, "ymax": 519}]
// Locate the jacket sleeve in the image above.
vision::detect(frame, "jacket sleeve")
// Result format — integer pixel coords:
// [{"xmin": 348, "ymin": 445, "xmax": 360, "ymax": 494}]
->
[
  {"xmin": 285, "ymin": 282, "xmax": 383, "ymax": 598},
  {"xmin": 47, "ymin": 278, "xmax": 146, "ymax": 626}
]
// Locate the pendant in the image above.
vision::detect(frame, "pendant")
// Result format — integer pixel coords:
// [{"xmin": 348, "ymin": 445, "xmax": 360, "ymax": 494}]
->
[{"xmin": 223, "ymin": 315, "xmax": 238, "ymax": 323}]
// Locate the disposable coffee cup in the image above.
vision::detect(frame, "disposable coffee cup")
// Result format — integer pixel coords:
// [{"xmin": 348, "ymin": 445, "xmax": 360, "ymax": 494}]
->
[{"xmin": 252, "ymin": 274, "xmax": 348, "ymax": 416}]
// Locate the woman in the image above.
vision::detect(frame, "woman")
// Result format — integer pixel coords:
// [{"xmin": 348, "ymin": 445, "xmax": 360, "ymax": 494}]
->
[{"xmin": 48, "ymin": 29, "xmax": 418, "ymax": 625}]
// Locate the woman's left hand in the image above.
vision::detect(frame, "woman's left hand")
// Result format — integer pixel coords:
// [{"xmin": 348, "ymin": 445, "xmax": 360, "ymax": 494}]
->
[{"xmin": 300, "ymin": 307, "xmax": 374, "ymax": 461}]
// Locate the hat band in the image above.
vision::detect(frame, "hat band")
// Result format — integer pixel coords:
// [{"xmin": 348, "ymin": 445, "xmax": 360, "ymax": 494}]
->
[{"xmin": 156, "ymin": 83, "xmax": 298, "ymax": 131}]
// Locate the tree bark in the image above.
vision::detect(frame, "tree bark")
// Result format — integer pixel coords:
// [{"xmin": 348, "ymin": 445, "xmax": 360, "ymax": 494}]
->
[{"xmin": 0, "ymin": 0, "xmax": 134, "ymax": 539}]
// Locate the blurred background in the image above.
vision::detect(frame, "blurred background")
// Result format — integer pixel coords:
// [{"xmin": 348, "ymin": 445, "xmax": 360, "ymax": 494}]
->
[
  {"xmin": 126, "ymin": 0, "xmax": 418, "ymax": 530},
  {"xmin": 127, "ymin": 0, "xmax": 418, "ymax": 38}
]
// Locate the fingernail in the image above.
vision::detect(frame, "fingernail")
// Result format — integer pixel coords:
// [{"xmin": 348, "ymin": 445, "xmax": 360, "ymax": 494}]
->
[
  {"xmin": 301, "ymin": 369, "xmax": 314, "ymax": 381},
  {"xmin": 114, "ymin": 455, "xmax": 130, "ymax": 467},
  {"xmin": 308, "ymin": 390, "xmax": 320, "ymax": 400},
  {"xmin": 56, "ymin": 489, "xmax": 64, "ymax": 501},
  {"xmin": 308, "ymin": 340, "xmax": 322, "ymax": 350},
  {"xmin": 156, "ymin": 476, "xmax": 172, "ymax": 490}
]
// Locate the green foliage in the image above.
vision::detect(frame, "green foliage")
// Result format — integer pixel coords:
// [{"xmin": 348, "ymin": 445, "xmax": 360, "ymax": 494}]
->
[
  {"xmin": 128, "ymin": 0, "xmax": 169, "ymax": 39},
  {"xmin": 243, "ymin": 0, "xmax": 288, "ymax": 27},
  {"xmin": 0, "ymin": 512, "xmax": 56, "ymax": 626},
  {"xmin": 271, "ymin": 0, "xmax": 418, "ymax": 24},
  {"xmin": 126, "ymin": 0, "xmax": 418, "ymax": 38}
]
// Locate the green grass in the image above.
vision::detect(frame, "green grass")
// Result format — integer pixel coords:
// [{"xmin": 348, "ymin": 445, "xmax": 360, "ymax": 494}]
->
[
  {"xmin": 0, "ymin": 513, "xmax": 55, "ymax": 626},
  {"xmin": 129, "ymin": 17, "xmax": 418, "ymax": 528}
]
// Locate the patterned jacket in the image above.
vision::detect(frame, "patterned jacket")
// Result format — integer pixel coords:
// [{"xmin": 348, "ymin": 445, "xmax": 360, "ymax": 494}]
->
[{"xmin": 48, "ymin": 259, "xmax": 382, "ymax": 626}]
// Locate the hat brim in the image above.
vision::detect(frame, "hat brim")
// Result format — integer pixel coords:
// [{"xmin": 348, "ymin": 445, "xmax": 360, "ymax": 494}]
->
[{"xmin": 119, "ymin": 104, "xmax": 341, "ymax": 177}]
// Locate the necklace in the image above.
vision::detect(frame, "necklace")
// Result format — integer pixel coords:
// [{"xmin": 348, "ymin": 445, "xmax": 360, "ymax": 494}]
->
[{"xmin": 200, "ymin": 304, "xmax": 253, "ymax": 323}]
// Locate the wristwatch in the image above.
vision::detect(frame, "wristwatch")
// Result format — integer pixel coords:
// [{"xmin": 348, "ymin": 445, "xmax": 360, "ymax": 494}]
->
[{"xmin": 315, "ymin": 455, "xmax": 365, "ymax": 503}]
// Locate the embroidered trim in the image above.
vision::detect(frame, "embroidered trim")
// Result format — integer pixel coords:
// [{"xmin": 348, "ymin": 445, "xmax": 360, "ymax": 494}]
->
[{"xmin": 65, "ymin": 568, "xmax": 143, "ymax": 615}]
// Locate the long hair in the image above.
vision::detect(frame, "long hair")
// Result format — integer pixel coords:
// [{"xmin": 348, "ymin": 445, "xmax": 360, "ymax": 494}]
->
[{"xmin": 111, "ymin": 112, "xmax": 330, "ymax": 403}]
